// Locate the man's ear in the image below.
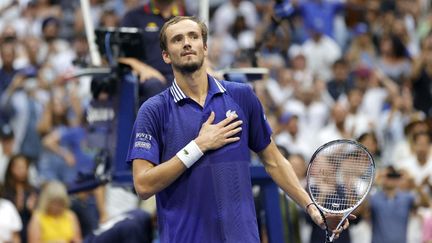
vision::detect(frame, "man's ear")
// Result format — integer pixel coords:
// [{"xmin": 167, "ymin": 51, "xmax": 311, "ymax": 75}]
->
[
  {"xmin": 203, "ymin": 44, "xmax": 208, "ymax": 57},
  {"xmin": 162, "ymin": 50, "xmax": 171, "ymax": 64}
]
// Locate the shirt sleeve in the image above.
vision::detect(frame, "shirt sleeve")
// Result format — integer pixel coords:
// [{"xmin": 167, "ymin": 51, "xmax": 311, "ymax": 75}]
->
[
  {"xmin": 244, "ymin": 85, "xmax": 273, "ymax": 153},
  {"xmin": 3, "ymin": 199, "xmax": 23, "ymax": 232},
  {"xmin": 126, "ymin": 98, "xmax": 162, "ymax": 165}
]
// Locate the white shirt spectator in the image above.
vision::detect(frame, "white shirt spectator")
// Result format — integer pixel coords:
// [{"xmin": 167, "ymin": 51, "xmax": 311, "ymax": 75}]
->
[
  {"xmin": 265, "ymin": 78, "xmax": 293, "ymax": 107},
  {"xmin": 378, "ymin": 110, "xmax": 408, "ymax": 165},
  {"xmin": 360, "ymin": 87, "xmax": 388, "ymax": 125},
  {"xmin": 275, "ymin": 131, "xmax": 312, "ymax": 161},
  {"xmin": 0, "ymin": 199, "xmax": 23, "ymax": 243},
  {"xmin": 396, "ymin": 154, "xmax": 432, "ymax": 186},
  {"xmin": 284, "ymin": 98, "xmax": 329, "ymax": 139},
  {"xmin": 345, "ymin": 112, "xmax": 374, "ymax": 138},
  {"xmin": 211, "ymin": 0, "xmax": 258, "ymax": 35},
  {"xmin": 317, "ymin": 123, "xmax": 344, "ymax": 148},
  {"xmin": 302, "ymin": 34, "xmax": 342, "ymax": 81}
]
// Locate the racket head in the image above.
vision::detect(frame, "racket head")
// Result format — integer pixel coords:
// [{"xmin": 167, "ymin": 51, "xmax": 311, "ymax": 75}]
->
[{"xmin": 306, "ymin": 139, "xmax": 375, "ymax": 215}]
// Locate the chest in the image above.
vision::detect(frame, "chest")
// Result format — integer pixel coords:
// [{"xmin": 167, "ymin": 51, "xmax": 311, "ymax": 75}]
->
[{"xmin": 160, "ymin": 97, "xmax": 248, "ymax": 158}]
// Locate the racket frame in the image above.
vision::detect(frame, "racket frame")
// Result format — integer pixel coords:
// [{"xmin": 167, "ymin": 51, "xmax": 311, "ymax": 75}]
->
[{"xmin": 306, "ymin": 139, "xmax": 376, "ymax": 242}]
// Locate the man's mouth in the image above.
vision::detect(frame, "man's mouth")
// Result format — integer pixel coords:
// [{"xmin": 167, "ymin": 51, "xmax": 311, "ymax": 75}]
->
[{"xmin": 181, "ymin": 51, "xmax": 196, "ymax": 56}]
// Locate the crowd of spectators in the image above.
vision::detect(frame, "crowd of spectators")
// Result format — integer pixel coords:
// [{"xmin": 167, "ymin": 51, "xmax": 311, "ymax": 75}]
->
[{"xmin": 0, "ymin": 0, "xmax": 432, "ymax": 242}]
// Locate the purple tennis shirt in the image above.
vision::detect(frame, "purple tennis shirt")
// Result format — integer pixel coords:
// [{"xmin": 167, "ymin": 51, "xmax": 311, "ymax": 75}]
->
[{"xmin": 126, "ymin": 75, "xmax": 272, "ymax": 243}]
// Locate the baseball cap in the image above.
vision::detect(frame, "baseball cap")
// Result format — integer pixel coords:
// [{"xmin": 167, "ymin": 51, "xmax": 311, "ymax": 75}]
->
[{"xmin": 0, "ymin": 124, "xmax": 14, "ymax": 140}]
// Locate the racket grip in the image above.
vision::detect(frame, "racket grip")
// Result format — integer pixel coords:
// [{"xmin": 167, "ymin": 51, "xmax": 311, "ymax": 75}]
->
[
  {"xmin": 328, "ymin": 233, "xmax": 335, "ymax": 242},
  {"xmin": 325, "ymin": 231, "xmax": 333, "ymax": 243},
  {"xmin": 328, "ymin": 215, "xmax": 347, "ymax": 242}
]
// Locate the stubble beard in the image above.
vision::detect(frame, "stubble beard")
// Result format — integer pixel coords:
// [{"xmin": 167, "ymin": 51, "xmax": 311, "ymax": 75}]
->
[{"xmin": 173, "ymin": 57, "xmax": 204, "ymax": 74}]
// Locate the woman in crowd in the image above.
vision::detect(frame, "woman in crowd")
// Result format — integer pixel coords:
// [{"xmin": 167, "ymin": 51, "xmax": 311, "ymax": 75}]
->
[
  {"xmin": 3, "ymin": 154, "xmax": 38, "ymax": 243},
  {"xmin": 28, "ymin": 181, "xmax": 81, "ymax": 243}
]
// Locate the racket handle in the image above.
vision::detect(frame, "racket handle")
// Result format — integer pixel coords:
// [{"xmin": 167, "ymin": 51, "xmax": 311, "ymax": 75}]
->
[
  {"xmin": 325, "ymin": 232, "xmax": 333, "ymax": 243},
  {"xmin": 328, "ymin": 233, "xmax": 335, "ymax": 242},
  {"xmin": 328, "ymin": 214, "xmax": 348, "ymax": 242}
]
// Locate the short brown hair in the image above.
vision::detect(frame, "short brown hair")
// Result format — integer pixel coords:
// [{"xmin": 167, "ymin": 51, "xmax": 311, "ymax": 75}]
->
[{"xmin": 159, "ymin": 16, "xmax": 208, "ymax": 51}]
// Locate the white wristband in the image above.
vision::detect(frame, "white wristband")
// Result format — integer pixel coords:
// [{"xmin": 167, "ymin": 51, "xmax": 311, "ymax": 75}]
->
[{"xmin": 176, "ymin": 140, "xmax": 204, "ymax": 168}]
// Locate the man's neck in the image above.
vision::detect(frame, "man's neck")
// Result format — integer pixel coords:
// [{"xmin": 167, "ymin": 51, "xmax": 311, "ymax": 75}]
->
[{"xmin": 175, "ymin": 68, "xmax": 208, "ymax": 106}]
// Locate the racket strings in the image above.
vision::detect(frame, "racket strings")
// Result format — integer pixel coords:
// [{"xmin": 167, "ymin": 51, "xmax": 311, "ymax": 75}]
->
[{"xmin": 309, "ymin": 143, "xmax": 373, "ymax": 213}]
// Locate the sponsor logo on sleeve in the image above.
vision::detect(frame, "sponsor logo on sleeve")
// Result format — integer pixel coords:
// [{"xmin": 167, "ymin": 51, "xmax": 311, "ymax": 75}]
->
[{"xmin": 135, "ymin": 133, "xmax": 152, "ymax": 149}]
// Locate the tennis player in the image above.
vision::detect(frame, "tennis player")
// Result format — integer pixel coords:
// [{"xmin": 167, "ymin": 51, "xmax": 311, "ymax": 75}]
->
[{"xmin": 126, "ymin": 16, "xmax": 351, "ymax": 242}]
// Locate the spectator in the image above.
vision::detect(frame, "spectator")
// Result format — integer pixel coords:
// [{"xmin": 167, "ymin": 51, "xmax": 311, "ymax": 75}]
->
[
  {"xmin": 376, "ymin": 34, "xmax": 411, "ymax": 85},
  {"xmin": 366, "ymin": 166, "xmax": 429, "ymax": 243},
  {"xmin": 28, "ymin": 181, "xmax": 82, "ymax": 243},
  {"xmin": 287, "ymin": 45, "xmax": 314, "ymax": 89},
  {"xmin": 266, "ymin": 68, "xmax": 296, "ymax": 107},
  {"xmin": 326, "ymin": 58, "xmax": 353, "ymax": 102},
  {"xmin": 3, "ymin": 154, "xmax": 38, "ymax": 243},
  {"xmin": 345, "ymin": 23, "xmax": 377, "ymax": 70},
  {"xmin": 0, "ymin": 71, "xmax": 44, "ymax": 162},
  {"xmin": 301, "ymin": 25, "xmax": 342, "ymax": 81},
  {"xmin": 0, "ymin": 41, "xmax": 18, "ymax": 97},
  {"xmin": 284, "ymin": 82, "xmax": 329, "ymax": 149},
  {"xmin": 119, "ymin": 0, "xmax": 186, "ymax": 103},
  {"xmin": 411, "ymin": 34, "xmax": 432, "ymax": 116},
  {"xmin": 396, "ymin": 132, "xmax": 432, "ymax": 186},
  {"xmin": 391, "ymin": 115, "xmax": 429, "ymax": 167},
  {"xmin": 357, "ymin": 132, "xmax": 382, "ymax": 168},
  {"xmin": 317, "ymin": 102, "xmax": 350, "ymax": 147},
  {"xmin": 211, "ymin": 0, "xmax": 258, "ymax": 36},
  {"xmin": 0, "ymin": 183, "xmax": 22, "ymax": 243},
  {"xmin": 275, "ymin": 113, "xmax": 310, "ymax": 161},
  {"xmin": 37, "ymin": 89, "xmax": 79, "ymax": 184},
  {"xmin": 40, "ymin": 104, "xmax": 108, "ymax": 237},
  {"xmin": 344, "ymin": 87, "xmax": 374, "ymax": 138}
]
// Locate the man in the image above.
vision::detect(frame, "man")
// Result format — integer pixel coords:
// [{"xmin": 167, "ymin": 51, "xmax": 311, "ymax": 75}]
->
[
  {"xmin": 127, "ymin": 16, "xmax": 351, "ymax": 242},
  {"xmin": 119, "ymin": 0, "xmax": 185, "ymax": 103}
]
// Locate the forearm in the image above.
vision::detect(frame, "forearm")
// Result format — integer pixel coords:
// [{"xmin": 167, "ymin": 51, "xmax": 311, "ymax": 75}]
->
[
  {"xmin": 265, "ymin": 158, "xmax": 311, "ymax": 208},
  {"xmin": 133, "ymin": 157, "xmax": 187, "ymax": 200}
]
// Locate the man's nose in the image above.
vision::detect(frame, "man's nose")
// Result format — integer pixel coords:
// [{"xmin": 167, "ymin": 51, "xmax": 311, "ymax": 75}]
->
[{"xmin": 183, "ymin": 37, "xmax": 192, "ymax": 48}]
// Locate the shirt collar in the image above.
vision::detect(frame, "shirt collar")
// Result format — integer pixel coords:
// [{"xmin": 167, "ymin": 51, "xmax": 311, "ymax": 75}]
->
[{"xmin": 170, "ymin": 75, "xmax": 226, "ymax": 103}]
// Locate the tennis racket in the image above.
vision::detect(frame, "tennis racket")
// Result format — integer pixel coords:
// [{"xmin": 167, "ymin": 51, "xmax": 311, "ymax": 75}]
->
[{"xmin": 306, "ymin": 139, "xmax": 375, "ymax": 242}]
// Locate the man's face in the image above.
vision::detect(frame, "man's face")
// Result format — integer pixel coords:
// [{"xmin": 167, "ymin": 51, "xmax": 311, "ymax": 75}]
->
[{"xmin": 162, "ymin": 20, "xmax": 207, "ymax": 74}]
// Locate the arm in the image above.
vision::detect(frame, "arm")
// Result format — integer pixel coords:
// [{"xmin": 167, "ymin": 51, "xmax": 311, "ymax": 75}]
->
[
  {"xmin": 12, "ymin": 232, "xmax": 21, "ymax": 243},
  {"xmin": 27, "ymin": 214, "xmax": 41, "ymax": 243},
  {"xmin": 37, "ymin": 102, "xmax": 53, "ymax": 136},
  {"xmin": 42, "ymin": 129, "xmax": 75, "ymax": 166},
  {"xmin": 133, "ymin": 112, "xmax": 242, "ymax": 200},
  {"xmin": 71, "ymin": 211, "xmax": 83, "ymax": 243},
  {"xmin": 258, "ymin": 140, "xmax": 322, "ymax": 217},
  {"xmin": 258, "ymin": 140, "xmax": 353, "ymax": 233},
  {"xmin": 93, "ymin": 186, "xmax": 108, "ymax": 223},
  {"xmin": 118, "ymin": 57, "xmax": 166, "ymax": 83}
]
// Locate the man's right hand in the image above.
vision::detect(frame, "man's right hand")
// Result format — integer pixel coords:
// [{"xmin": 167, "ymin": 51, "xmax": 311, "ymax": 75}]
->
[{"xmin": 195, "ymin": 111, "xmax": 243, "ymax": 152}]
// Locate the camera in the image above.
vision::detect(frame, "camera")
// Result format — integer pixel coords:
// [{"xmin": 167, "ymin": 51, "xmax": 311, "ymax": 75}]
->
[{"xmin": 90, "ymin": 73, "xmax": 117, "ymax": 100}]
